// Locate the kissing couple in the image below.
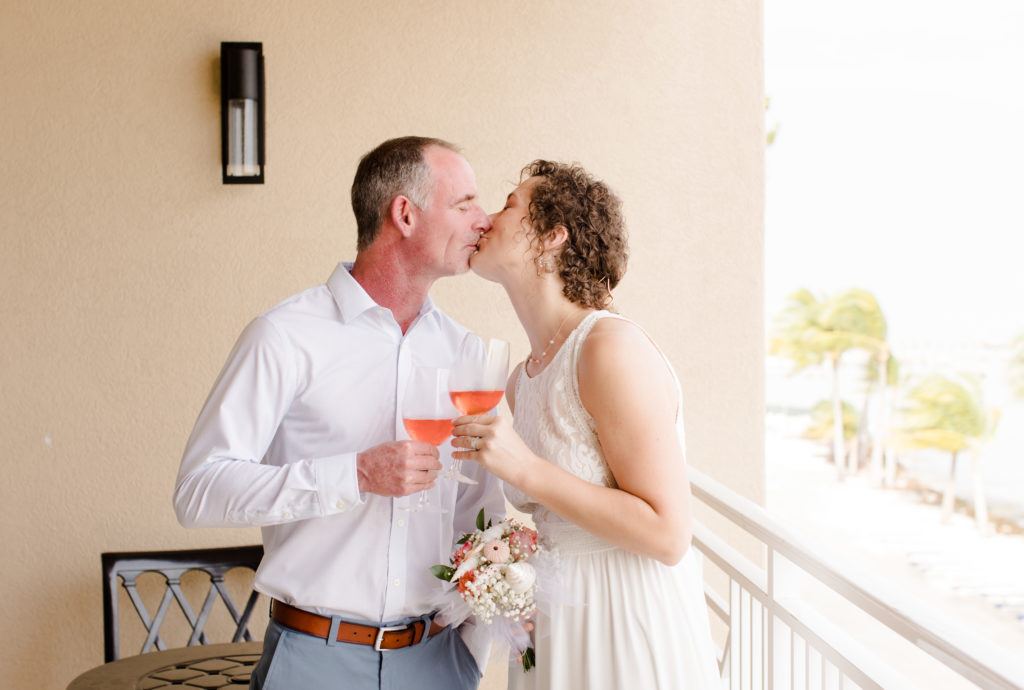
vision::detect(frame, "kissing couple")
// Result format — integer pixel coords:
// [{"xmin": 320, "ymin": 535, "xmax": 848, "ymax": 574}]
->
[{"xmin": 175, "ymin": 136, "xmax": 721, "ymax": 689}]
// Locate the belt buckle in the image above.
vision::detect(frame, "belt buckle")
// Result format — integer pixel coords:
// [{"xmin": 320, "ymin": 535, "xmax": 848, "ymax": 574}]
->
[{"xmin": 373, "ymin": 624, "xmax": 408, "ymax": 652}]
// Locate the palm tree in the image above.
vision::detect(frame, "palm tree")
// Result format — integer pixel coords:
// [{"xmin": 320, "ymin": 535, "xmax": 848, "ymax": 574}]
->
[
  {"xmin": 803, "ymin": 399, "xmax": 859, "ymax": 463},
  {"xmin": 865, "ymin": 352, "xmax": 900, "ymax": 486},
  {"xmin": 768, "ymin": 289, "xmax": 826, "ymax": 368},
  {"xmin": 882, "ymin": 356, "xmax": 901, "ymax": 487},
  {"xmin": 896, "ymin": 374, "xmax": 998, "ymax": 529},
  {"xmin": 769, "ymin": 288, "xmax": 888, "ymax": 477}
]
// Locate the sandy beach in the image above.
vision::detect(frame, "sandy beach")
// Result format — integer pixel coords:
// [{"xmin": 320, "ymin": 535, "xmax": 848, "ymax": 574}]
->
[{"xmin": 766, "ymin": 428, "xmax": 1024, "ymax": 686}]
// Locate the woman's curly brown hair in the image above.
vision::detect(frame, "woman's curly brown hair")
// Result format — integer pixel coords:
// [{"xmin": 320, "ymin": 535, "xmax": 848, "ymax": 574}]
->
[{"xmin": 522, "ymin": 160, "xmax": 628, "ymax": 310}]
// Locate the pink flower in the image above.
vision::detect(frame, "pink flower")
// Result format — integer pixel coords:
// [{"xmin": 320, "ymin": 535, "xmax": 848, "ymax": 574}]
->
[
  {"xmin": 509, "ymin": 529, "xmax": 538, "ymax": 557},
  {"xmin": 482, "ymin": 539, "xmax": 511, "ymax": 563},
  {"xmin": 453, "ymin": 540, "xmax": 473, "ymax": 566}
]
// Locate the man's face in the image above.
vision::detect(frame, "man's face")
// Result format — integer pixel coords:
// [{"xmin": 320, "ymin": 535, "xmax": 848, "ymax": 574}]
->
[{"xmin": 413, "ymin": 147, "xmax": 491, "ymax": 277}]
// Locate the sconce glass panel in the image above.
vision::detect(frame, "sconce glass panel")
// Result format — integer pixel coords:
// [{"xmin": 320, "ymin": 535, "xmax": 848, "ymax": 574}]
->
[{"xmin": 227, "ymin": 98, "xmax": 258, "ymax": 177}]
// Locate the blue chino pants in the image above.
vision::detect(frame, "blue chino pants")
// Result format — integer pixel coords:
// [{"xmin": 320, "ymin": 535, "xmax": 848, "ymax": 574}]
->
[{"xmin": 250, "ymin": 616, "xmax": 481, "ymax": 690}]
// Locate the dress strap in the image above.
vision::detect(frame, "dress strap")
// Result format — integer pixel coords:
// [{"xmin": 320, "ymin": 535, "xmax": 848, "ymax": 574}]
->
[
  {"xmin": 564, "ymin": 311, "xmax": 616, "ymax": 433},
  {"xmin": 565, "ymin": 310, "xmax": 685, "ymax": 427}
]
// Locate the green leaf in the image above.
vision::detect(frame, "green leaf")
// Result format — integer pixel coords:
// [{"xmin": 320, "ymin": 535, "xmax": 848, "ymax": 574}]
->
[
  {"xmin": 768, "ymin": 287, "xmax": 888, "ymax": 372},
  {"xmin": 897, "ymin": 373, "xmax": 989, "ymax": 451},
  {"xmin": 457, "ymin": 535, "xmax": 470, "ymax": 545},
  {"xmin": 521, "ymin": 646, "xmax": 536, "ymax": 672},
  {"xmin": 476, "ymin": 508, "xmax": 486, "ymax": 531},
  {"xmin": 430, "ymin": 565, "xmax": 455, "ymax": 582}
]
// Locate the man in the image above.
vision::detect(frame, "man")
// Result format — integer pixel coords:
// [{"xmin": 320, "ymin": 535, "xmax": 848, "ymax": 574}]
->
[{"xmin": 174, "ymin": 137, "xmax": 505, "ymax": 689}]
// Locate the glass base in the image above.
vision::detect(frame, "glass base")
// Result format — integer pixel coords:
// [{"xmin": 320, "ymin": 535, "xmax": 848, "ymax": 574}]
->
[{"xmin": 401, "ymin": 490, "xmax": 448, "ymax": 513}]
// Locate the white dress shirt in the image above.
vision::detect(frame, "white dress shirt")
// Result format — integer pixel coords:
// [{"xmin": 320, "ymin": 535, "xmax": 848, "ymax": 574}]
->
[{"xmin": 174, "ymin": 263, "xmax": 505, "ymax": 664}]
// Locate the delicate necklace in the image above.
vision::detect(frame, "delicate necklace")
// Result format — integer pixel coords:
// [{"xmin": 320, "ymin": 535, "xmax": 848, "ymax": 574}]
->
[{"xmin": 527, "ymin": 311, "xmax": 577, "ymax": 369}]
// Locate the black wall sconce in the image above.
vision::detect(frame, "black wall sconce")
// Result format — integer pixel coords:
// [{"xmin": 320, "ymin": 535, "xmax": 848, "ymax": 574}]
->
[{"xmin": 220, "ymin": 42, "xmax": 265, "ymax": 184}]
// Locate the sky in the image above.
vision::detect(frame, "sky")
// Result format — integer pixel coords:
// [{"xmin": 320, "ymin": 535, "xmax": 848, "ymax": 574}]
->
[{"xmin": 764, "ymin": 0, "xmax": 1024, "ymax": 350}]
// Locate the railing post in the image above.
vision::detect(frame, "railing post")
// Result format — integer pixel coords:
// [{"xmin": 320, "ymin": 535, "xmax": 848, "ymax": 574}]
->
[
  {"xmin": 770, "ymin": 544, "xmax": 803, "ymax": 689},
  {"xmin": 767, "ymin": 547, "xmax": 774, "ymax": 690},
  {"xmin": 731, "ymin": 579, "xmax": 741, "ymax": 689}
]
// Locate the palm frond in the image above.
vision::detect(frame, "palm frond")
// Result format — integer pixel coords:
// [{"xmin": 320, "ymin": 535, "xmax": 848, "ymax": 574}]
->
[{"xmin": 897, "ymin": 374, "xmax": 988, "ymax": 453}]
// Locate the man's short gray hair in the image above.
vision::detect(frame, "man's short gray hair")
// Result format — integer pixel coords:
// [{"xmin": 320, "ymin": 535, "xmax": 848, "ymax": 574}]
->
[{"xmin": 351, "ymin": 136, "xmax": 460, "ymax": 251}]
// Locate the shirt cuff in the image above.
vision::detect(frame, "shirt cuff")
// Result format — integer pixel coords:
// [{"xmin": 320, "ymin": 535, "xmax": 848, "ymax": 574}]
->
[{"xmin": 312, "ymin": 452, "xmax": 364, "ymax": 514}]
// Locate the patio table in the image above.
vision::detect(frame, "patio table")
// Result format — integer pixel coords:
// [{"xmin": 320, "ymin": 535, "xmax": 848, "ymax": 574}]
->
[{"xmin": 66, "ymin": 641, "xmax": 262, "ymax": 689}]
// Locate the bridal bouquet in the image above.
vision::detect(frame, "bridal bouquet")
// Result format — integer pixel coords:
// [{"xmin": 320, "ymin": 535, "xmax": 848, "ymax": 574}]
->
[{"xmin": 431, "ymin": 509, "xmax": 547, "ymax": 671}]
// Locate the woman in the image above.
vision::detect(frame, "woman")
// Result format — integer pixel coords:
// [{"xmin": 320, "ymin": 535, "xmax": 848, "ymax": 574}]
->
[{"xmin": 451, "ymin": 161, "xmax": 721, "ymax": 688}]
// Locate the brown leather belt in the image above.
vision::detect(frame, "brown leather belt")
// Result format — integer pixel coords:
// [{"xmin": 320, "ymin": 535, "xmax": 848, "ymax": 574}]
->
[{"xmin": 270, "ymin": 600, "xmax": 445, "ymax": 651}]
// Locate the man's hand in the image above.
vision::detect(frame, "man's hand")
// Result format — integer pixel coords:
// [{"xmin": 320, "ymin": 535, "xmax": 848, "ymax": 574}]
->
[{"xmin": 356, "ymin": 441, "xmax": 442, "ymax": 497}]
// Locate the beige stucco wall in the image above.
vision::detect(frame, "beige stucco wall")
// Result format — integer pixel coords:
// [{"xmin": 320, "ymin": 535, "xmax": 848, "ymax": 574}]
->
[{"xmin": 0, "ymin": 1, "xmax": 763, "ymax": 687}]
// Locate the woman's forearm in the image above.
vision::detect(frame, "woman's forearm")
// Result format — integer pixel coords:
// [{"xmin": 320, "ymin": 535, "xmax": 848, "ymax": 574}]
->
[{"xmin": 513, "ymin": 454, "xmax": 692, "ymax": 565}]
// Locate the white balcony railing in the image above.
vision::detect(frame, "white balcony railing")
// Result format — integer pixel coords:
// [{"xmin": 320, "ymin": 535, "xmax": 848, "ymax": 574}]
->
[{"xmin": 688, "ymin": 467, "xmax": 1024, "ymax": 690}]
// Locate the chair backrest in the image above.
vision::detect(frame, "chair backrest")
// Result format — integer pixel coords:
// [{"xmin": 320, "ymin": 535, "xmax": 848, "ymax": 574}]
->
[{"xmin": 102, "ymin": 544, "xmax": 264, "ymax": 662}]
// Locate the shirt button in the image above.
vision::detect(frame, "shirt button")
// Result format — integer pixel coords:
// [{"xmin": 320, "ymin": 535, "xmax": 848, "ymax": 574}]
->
[
  {"xmin": 393, "ymin": 579, "xmax": 400, "ymax": 587},
  {"xmin": 282, "ymin": 511, "xmax": 292, "ymax": 519},
  {"xmin": 336, "ymin": 500, "xmax": 345, "ymax": 510},
  {"xmin": 397, "ymin": 519, "xmax": 405, "ymax": 527}
]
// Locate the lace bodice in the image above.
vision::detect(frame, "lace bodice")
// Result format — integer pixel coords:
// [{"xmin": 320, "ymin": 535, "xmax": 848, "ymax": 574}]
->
[{"xmin": 506, "ymin": 311, "xmax": 686, "ymax": 552}]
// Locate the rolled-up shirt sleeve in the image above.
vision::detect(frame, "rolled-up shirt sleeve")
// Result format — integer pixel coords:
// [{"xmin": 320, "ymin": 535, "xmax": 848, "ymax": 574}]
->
[{"xmin": 173, "ymin": 316, "xmax": 363, "ymax": 528}]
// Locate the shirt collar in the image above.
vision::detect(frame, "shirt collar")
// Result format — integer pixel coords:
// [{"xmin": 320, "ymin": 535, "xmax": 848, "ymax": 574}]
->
[{"xmin": 326, "ymin": 262, "xmax": 439, "ymax": 325}]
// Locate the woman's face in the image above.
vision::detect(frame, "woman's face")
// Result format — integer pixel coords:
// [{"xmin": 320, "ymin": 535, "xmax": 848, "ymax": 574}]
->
[{"xmin": 470, "ymin": 176, "xmax": 542, "ymax": 281}]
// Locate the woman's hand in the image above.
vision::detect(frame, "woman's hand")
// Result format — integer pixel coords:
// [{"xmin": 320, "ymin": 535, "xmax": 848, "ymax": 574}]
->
[{"xmin": 451, "ymin": 414, "xmax": 537, "ymax": 486}]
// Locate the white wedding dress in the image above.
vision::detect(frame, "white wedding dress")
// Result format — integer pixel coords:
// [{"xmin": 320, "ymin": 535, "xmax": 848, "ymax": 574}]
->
[{"xmin": 506, "ymin": 311, "xmax": 722, "ymax": 690}]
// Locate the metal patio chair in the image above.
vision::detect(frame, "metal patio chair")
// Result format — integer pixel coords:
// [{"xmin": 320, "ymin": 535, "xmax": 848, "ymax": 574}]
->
[{"xmin": 101, "ymin": 544, "xmax": 264, "ymax": 662}]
